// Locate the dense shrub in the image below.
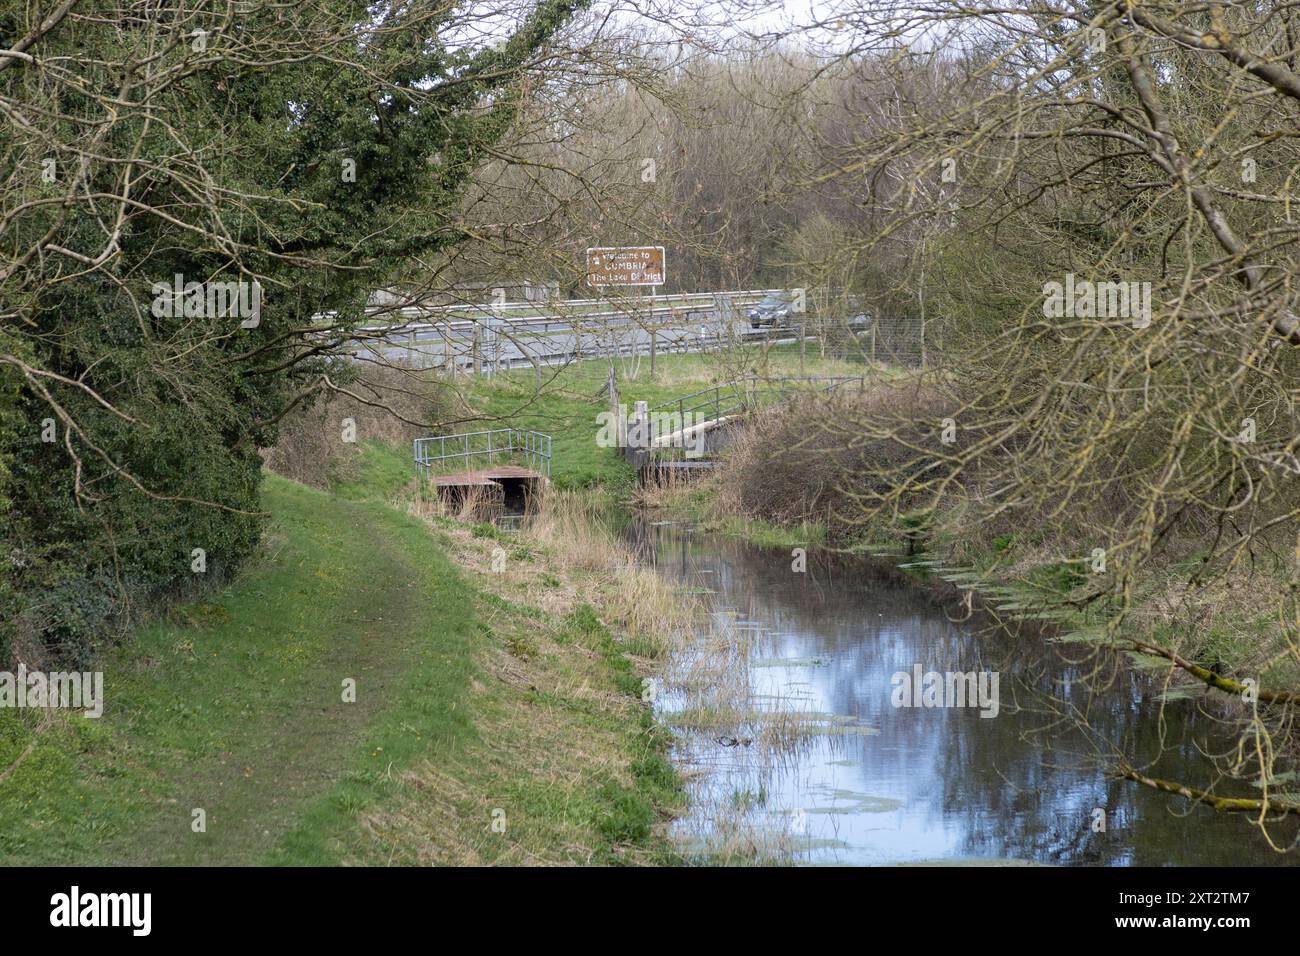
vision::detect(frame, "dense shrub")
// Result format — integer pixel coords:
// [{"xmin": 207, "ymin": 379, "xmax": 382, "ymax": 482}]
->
[
  {"xmin": 719, "ymin": 384, "xmax": 954, "ymax": 541},
  {"xmin": 0, "ymin": 2, "xmax": 583, "ymax": 667}
]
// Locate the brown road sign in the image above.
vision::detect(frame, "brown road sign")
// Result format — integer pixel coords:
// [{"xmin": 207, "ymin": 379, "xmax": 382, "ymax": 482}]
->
[{"xmin": 585, "ymin": 246, "xmax": 666, "ymax": 286}]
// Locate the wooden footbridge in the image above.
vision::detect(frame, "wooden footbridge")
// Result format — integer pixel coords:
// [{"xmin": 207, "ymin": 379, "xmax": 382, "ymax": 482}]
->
[{"xmin": 614, "ymin": 374, "xmax": 865, "ymax": 477}]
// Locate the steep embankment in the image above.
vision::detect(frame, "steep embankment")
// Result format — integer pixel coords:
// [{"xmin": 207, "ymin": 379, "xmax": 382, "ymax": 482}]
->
[{"xmin": 0, "ymin": 474, "xmax": 678, "ymax": 865}]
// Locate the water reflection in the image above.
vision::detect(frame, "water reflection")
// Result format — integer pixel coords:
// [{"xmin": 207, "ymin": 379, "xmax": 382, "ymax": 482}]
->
[{"xmin": 633, "ymin": 520, "xmax": 1299, "ymax": 866}]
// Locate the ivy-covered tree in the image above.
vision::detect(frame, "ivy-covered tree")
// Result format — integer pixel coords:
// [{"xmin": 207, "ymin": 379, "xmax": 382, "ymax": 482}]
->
[{"xmin": 0, "ymin": 0, "xmax": 587, "ymax": 664}]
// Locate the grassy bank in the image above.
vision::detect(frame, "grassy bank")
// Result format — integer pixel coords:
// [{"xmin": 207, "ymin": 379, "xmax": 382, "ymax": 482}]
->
[
  {"xmin": 0, "ymin": 350, "xmax": 892, "ymax": 866},
  {"xmin": 450, "ymin": 346, "xmax": 872, "ymax": 489},
  {"xmin": 0, "ymin": 473, "xmax": 680, "ymax": 865},
  {"xmin": 317, "ymin": 346, "xmax": 874, "ymax": 500}
]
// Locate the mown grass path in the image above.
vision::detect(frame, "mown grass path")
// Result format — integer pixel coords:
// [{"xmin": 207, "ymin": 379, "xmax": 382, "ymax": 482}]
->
[{"xmin": 0, "ymin": 475, "xmax": 479, "ymax": 865}]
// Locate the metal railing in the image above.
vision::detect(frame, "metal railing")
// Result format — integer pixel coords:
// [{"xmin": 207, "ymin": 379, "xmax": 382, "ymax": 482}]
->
[
  {"xmin": 338, "ymin": 290, "xmax": 780, "ymax": 373},
  {"xmin": 647, "ymin": 375, "xmax": 865, "ymax": 438},
  {"xmin": 328, "ymin": 289, "xmax": 782, "ymax": 328},
  {"xmin": 340, "ymin": 300, "xmax": 895, "ymax": 376},
  {"xmin": 413, "ymin": 429, "xmax": 551, "ymax": 482}
]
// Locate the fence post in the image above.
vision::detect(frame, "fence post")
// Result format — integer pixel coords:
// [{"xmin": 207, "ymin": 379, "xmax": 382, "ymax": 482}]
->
[
  {"xmin": 607, "ymin": 367, "xmax": 622, "ymax": 446},
  {"xmin": 634, "ymin": 401, "xmax": 648, "ymax": 448},
  {"xmin": 473, "ymin": 328, "xmax": 481, "ymax": 375}
]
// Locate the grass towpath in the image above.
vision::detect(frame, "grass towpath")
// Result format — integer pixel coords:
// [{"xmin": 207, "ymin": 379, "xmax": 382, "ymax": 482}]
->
[
  {"xmin": 0, "ymin": 475, "xmax": 479, "ymax": 865},
  {"xmin": 1, "ymin": 470, "xmax": 682, "ymax": 865}
]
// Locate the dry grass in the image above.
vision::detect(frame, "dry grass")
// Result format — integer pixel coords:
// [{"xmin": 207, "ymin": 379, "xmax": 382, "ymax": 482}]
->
[
  {"xmin": 351, "ymin": 511, "xmax": 677, "ymax": 865},
  {"xmin": 523, "ymin": 488, "xmax": 626, "ymax": 573},
  {"xmin": 629, "ymin": 460, "xmax": 700, "ymax": 510},
  {"xmin": 410, "ymin": 481, "xmax": 503, "ymax": 524},
  {"xmin": 524, "ymin": 489, "xmax": 700, "ymax": 657}
]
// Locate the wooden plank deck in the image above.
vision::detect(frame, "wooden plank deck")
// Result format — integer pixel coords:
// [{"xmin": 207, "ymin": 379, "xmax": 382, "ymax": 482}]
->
[{"xmin": 429, "ymin": 465, "xmax": 544, "ymax": 487}]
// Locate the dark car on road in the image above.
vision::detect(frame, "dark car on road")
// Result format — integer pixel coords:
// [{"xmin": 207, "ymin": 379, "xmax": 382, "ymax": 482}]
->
[{"xmin": 747, "ymin": 292, "xmax": 798, "ymax": 329}]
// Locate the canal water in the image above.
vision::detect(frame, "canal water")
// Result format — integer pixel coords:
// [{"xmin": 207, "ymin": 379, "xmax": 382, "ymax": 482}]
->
[{"xmin": 626, "ymin": 519, "xmax": 1299, "ymax": 866}]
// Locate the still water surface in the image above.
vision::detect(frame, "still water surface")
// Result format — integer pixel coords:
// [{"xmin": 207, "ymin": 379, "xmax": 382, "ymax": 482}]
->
[{"xmin": 627, "ymin": 519, "xmax": 1298, "ymax": 866}]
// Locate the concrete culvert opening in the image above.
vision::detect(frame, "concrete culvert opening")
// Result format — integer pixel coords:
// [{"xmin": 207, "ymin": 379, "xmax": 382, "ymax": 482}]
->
[
  {"xmin": 431, "ymin": 467, "xmax": 544, "ymax": 518},
  {"xmin": 493, "ymin": 475, "xmax": 535, "ymax": 513}
]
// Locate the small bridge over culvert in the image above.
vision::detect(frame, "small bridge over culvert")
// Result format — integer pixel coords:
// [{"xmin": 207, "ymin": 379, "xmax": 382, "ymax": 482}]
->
[{"xmin": 413, "ymin": 429, "xmax": 551, "ymax": 517}]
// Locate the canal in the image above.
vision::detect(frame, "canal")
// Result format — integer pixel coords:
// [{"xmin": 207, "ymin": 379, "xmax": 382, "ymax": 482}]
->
[{"xmin": 626, "ymin": 519, "xmax": 1299, "ymax": 865}]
